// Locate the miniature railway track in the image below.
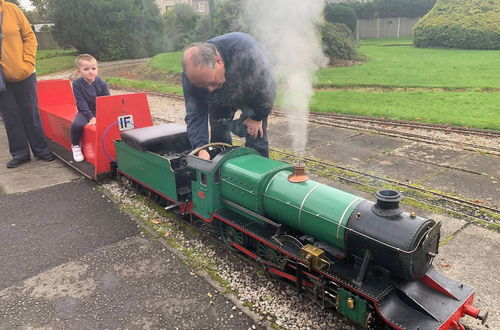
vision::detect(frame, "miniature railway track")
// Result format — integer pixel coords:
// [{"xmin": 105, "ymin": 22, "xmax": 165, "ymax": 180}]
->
[
  {"xmin": 272, "ymin": 110, "xmax": 500, "ymax": 156},
  {"xmin": 150, "ymin": 114, "xmax": 499, "ymax": 228},
  {"xmin": 115, "ymin": 88, "xmax": 500, "ymax": 156}
]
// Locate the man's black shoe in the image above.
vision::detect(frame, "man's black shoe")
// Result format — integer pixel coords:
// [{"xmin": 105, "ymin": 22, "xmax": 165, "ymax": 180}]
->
[
  {"xmin": 6, "ymin": 158, "xmax": 31, "ymax": 168},
  {"xmin": 38, "ymin": 153, "xmax": 56, "ymax": 162}
]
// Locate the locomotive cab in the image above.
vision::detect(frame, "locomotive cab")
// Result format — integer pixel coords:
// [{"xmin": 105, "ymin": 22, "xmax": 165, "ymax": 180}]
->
[{"xmin": 115, "ymin": 123, "xmax": 195, "ymax": 202}]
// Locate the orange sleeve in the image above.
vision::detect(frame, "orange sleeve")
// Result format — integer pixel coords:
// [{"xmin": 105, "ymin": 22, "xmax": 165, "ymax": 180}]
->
[{"xmin": 15, "ymin": 5, "xmax": 38, "ymax": 65}]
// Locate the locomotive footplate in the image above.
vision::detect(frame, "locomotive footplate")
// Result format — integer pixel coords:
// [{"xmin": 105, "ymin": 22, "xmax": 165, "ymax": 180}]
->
[
  {"xmin": 215, "ymin": 209, "xmax": 475, "ymax": 329},
  {"xmin": 215, "ymin": 209, "xmax": 394, "ymax": 300}
]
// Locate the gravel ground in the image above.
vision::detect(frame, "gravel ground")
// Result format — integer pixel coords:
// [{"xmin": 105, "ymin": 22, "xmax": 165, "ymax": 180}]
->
[{"xmin": 103, "ymin": 181, "xmax": 353, "ymax": 330}]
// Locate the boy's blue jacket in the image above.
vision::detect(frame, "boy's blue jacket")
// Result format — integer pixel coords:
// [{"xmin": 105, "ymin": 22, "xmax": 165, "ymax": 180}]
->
[
  {"xmin": 73, "ymin": 77, "xmax": 110, "ymax": 121},
  {"xmin": 182, "ymin": 32, "xmax": 276, "ymax": 150}
]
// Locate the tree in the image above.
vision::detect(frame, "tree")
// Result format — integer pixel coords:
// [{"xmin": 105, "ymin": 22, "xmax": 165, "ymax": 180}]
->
[
  {"xmin": 352, "ymin": 0, "xmax": 436, "ymax": 19},
  {"xmin": 324, "ymin": 4, "xmax": 357, "ymax": 33},
  {"xmin": 210, "ymin": 0, "xmax": 246, "ymax": 36},
  {"xmin": 52, "ymin": 0, "xmax": 166, "ymax": 60},
  {"xmin": 163, "ymin": 3, "xmax": 199, "ymax": 51},
  {"xmin": 414, "ymin": 0, "xmax": 500, "ymax": 50},
  {"xmin": 31, "ymin": 0, "xmax": 55, "ymax": 21}
]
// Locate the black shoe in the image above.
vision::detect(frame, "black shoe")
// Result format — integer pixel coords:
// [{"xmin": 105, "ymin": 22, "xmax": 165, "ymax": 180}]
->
[
  {"xmin": 38, "ymin": 153, "xmax": 56, "ymax": 162},
  {"xmin": 6, "ymin": 158, "xmax": 31, "ymax": 168}
]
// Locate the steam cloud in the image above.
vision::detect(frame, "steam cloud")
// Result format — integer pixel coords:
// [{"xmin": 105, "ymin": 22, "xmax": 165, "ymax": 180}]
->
[{"xmin": 242, "ymin": 0, "xmax": 327, "ymax": 154}]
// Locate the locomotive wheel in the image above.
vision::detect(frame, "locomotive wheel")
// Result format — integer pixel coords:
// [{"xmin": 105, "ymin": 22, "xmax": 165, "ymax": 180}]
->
[
  {"xmin": 256, "ymin": 242, "xmax": 284, "ymax": 267},
  {"xmin": 219, "ymin": 221, "xmax": 247, "ymax": 251}
]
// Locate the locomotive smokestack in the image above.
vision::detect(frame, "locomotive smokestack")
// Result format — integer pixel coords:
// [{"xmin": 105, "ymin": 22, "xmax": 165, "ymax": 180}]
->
[
  {"xmin": 372, "ymin": 189, "xmax": 403, "ymax": 217},
  {"xmin": 288, "ymin": 162, "xmax": 310, "ymax": 183}
]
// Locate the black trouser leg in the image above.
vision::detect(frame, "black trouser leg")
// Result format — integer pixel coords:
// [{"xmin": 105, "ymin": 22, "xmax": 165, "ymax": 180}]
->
[
  {"xmin": 0, "ymin": 73, "xmax": 50, "ymax": 159},
  {"xmin": 243, "ymin": 116, "xmax": 268, "ymax": 157}
]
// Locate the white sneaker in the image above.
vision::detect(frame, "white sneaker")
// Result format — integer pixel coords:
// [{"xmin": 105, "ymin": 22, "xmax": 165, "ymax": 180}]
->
[{"xmin": 72, "ymin": 145, "xmax": 84, "ymax": 162}]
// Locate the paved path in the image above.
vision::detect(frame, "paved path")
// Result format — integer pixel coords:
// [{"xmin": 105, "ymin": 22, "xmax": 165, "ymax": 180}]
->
[{"xmin": 0, "ymin": 123, "xmax": 262, "ymax": 329}]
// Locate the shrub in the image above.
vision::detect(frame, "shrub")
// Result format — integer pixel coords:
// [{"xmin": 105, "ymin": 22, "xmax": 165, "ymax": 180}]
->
[
  {"xmin": 319, "ymin": 22, "xmax": 358, "ymax": 62},
  {"xmin": 324, "ymin": 4, "xmax": 357, "ymax": 33},
  {"xmin": 413, "ymin": 0, "xmax": 500, "ymax": 50},
  {"xmin": 52, "ymin": 0, "xmax": 166, "ymax": 61}
]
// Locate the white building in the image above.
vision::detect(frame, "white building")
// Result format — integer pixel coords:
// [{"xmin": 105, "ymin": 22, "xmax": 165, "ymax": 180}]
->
[{"xmin": 155, "ymin": 0, "xmax": 210, "ymax": 14}]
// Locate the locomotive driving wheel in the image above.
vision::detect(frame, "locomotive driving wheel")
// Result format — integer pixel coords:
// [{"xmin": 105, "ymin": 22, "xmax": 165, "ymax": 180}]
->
[
  {"xmin": 256, "ymin": 242, "xmax": 284, "ymax": 267},
  {"xmin": 219, "ymin": 221, "xmax": 248, "ymax": 251}
]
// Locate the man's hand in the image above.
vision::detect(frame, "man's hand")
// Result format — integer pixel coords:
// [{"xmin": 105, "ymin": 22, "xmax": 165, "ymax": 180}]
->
[
  {"xmin": 243, "ymin": 118, "xmax": 263, "ymax": 139},
  {"xmin": 198, "ymin": 149, "xmax": 211, "ymax": 160},
  {"xmin": 87, "ymin": 117, "xmax": 96, "ymax": 125}
]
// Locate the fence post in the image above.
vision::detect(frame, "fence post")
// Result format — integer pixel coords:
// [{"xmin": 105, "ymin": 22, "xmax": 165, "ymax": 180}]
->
[{"xmin": 397, "ymin": 17, "xmax": 401, "ymax": 37}]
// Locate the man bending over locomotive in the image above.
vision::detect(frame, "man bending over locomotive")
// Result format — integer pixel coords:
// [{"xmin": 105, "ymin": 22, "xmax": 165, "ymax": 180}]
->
[{"xmin": 182, "ymin": 32, "xmax": 276, "ymax": 160}]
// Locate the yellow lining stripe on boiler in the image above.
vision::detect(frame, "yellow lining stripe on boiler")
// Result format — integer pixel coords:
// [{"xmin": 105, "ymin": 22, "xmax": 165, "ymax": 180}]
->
[
  {"xmin": 264, "ymin": 171, "xmax": 284, "ymax": 196},
  {"xmin": 336, "ymin": 198, "xmax": 362, "ymax": 239},
  {"xmin": 298, "ymin": 183, "xmax": 321, "ymax": 226}
]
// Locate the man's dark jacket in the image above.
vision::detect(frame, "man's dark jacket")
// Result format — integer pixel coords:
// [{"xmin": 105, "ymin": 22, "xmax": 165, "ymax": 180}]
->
[{"xmin": 182, "ymin": 32, "xmax": 276, "ymax": 150}]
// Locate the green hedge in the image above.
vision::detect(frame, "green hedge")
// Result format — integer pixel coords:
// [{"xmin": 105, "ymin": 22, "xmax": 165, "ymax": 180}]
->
[
  {"xmin": 324, "ymin": 4, "xmax": 357, "ymax": 33},
  {"xmin": 320, "ymin": 22, "xmax": 358, "ymax": 62},
  {"xmin": 413, "ymin": 0, "xmax": 500, "ymax": 50}
]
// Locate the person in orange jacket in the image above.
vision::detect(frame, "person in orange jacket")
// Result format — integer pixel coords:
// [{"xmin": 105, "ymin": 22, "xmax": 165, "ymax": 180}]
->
[{"xmin": 0, "ymin": 0, "xmax": 55, "ymax": 168}]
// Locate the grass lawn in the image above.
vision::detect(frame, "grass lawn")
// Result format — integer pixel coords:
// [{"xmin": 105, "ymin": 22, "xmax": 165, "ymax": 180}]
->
[
  {"xmin": 36, "ymin": 49, "xmax": 77, "ymax": 75},
  {"xmin": 37, "ymin": 40, "xmax": 500, "ymax": 131},
  {"xmin": 309, "ymin": 90, "xmax": 500, "ymax": 130},
  {"xmin": 106, "ymin": 77, "xmax": 183, "ymax": 95},
  {"xmin": 317, "ymin": 40, "xmax": 500, "ymax": 89},
  {"xmin": 149, "ymin": 52, "xmax": 183, "ymax": 75}
]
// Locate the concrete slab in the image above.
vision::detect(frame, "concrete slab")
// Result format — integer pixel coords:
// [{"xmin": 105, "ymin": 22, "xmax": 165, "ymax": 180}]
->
[
  {"xmin": 0, "ymin": 236, "xmax": 260, "ymax": 329},
  {"xmin": 308, "ymin": 124, "xmax": 358, "ymax": 142},
  {"xmin": 268, "ymin": 132, "xmax": 293, "ymax": 150},
  {"xmin": 0, "ymin": 180, "xmax": 139, "ymax": 289},
  {"xmin": 0, "ymin": 122, "xmax": 81, "ymax": 194},
  {"xmin": 434, "ymin": 225, "xmax": 500, "ymax": 330},
  {"xmin": 391, "ymin": 142, "xmax": 473, "ymax": 166},
  {"xmin": 269, "ymin": 123, "xmax": 357, "ymax": 150},
  {"xmin": 422, "ymin": 168, "xmax": 500, "ymax": 207},
  {"xmin": 0, "ymin": 160, "xmax": 80, "ymax": 194},
  {"xmin": 453, "ymin": 153, "xmax": 500, "ymax": 179},
  {"xmin": 268, "ymin": 122, "xmax": 290, "ymax": 136},
  {"xmin": 432, "ymin": 213, "xmax": 468, "ymax": 242},
  {"xmin": 341, "ymin": 133, "xmax": 410, "ymax": 154},
  {"xmin": 307, "ymin": 141, "xmax": 378, "ymax": 168},
  {"xmin": 361, "ymin": 154, "xmax": 443, "ymax": 183}
]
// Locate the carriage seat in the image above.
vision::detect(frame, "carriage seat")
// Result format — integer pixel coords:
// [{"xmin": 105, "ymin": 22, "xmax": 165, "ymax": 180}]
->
[{"xmin": 120, "ymin": 123, "xmax": 191, "ymax": 154}]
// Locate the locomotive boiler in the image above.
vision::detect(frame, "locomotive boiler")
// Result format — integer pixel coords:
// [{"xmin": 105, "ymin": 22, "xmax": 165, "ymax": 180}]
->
[{"xmin": 217, "ymin": 152, "xmax": 440, "ymax": 281}]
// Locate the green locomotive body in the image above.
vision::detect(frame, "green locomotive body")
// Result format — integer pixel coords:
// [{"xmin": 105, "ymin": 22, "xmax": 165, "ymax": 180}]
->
[{"xmin": 111, "ymin": 123, "xmax": 483, "ymax": 330}]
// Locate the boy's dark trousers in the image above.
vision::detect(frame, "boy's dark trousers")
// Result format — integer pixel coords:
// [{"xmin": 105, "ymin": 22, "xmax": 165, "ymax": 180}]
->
[
  {"xmin": 0, "ymin": 73, "xmax": 51, "ymax": 160},
  {"xmin": 70, "ymin": 112, "xmax": 90, "ymax": 146}
]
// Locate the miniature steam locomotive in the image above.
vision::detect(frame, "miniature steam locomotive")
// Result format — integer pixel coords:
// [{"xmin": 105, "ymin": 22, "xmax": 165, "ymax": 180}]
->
[{"xmin": 37, "ymin": 80, "xmax": 487, "ymax": 330}]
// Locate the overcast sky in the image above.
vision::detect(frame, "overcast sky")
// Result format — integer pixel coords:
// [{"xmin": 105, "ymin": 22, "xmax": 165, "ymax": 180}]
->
[{"xmin": 19, "ymin": 0, "xmax": 34, "ymax": 10}]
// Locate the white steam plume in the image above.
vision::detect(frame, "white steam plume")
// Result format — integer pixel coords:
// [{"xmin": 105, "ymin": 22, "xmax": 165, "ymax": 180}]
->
[{"xmin": 242, "ymin": 0, "xmax": 327, "ymax": 155}]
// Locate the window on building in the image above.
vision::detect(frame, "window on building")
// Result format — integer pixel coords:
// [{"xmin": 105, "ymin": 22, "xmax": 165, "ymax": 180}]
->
[{"xmin": 197, "ymin": 2, "xmax": 205, "ymax": 12}]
